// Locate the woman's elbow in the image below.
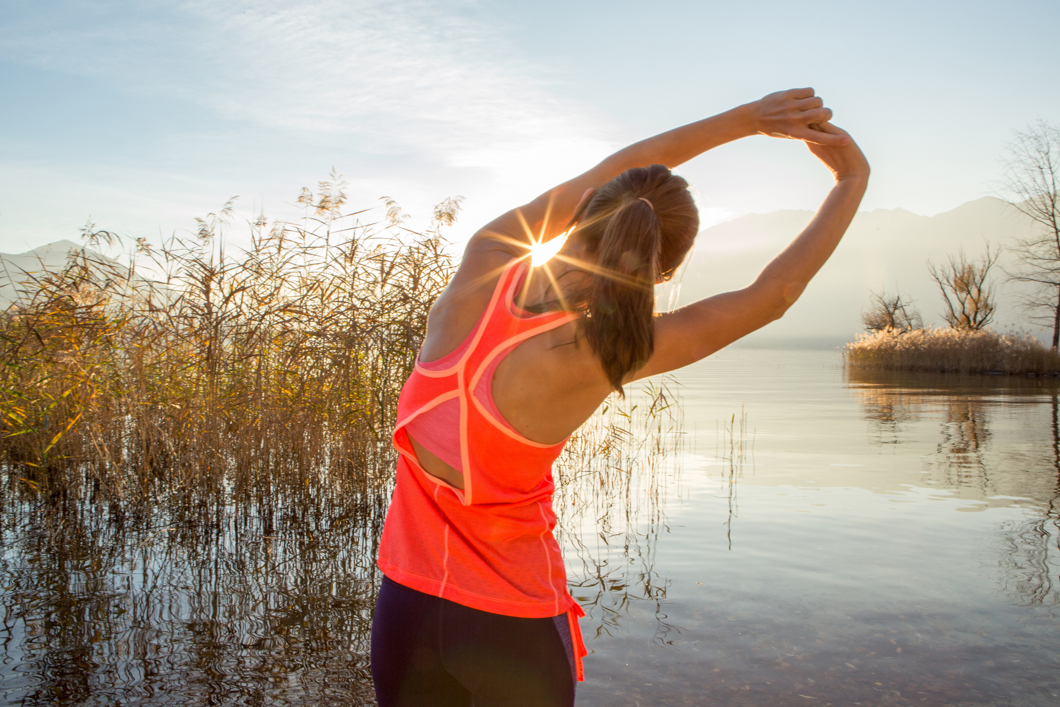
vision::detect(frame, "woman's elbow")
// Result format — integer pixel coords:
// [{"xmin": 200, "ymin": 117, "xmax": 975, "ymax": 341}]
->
[{"xmin": 761, "ymin": 282, "xmax": 805, "ymax": 322}]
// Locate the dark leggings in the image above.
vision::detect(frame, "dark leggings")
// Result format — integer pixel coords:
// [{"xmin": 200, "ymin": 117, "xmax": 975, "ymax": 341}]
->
[{"xmin": 371, "ymin": 576, "xmax": 576, "ymax": 707}]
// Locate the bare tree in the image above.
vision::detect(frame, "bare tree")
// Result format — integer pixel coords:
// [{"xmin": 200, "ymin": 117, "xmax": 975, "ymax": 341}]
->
[
  {"xmin": 928, "ymin": 245, "xmax": 1000, "ymax": 331},
  {"xmin": 862, "ymin": 290, "xmax": 923, "ymax": 332},
  {"xmin": 1001, "ymin": 119, "xmax": 1060, "ymax": 349}
]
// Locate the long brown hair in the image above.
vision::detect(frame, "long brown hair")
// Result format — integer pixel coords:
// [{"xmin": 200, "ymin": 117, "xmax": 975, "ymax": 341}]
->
[{"xmin": 563, "ymin": 164, "xmax": 699, "ymax": 392}]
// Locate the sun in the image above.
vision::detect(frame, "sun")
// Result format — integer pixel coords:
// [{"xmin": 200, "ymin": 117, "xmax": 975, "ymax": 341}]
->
[{"xmin": 529, "ymin": 232, "xmax": 567, "ymax": 266}]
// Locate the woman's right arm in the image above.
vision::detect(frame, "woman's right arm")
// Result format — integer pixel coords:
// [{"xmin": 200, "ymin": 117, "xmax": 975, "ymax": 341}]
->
[{"xmin": 633, "ymin": 122, "xmax": 870, "ymax": 380}]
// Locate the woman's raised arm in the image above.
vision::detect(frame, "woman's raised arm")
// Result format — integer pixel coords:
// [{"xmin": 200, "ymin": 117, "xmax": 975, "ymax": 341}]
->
[
  {"xmin": 633, "ymin": 122, "xmax": 869, "ymax": 380},
  {"xmin": 425, "ymin": 90, "xmax": 853, "ymax": 363},
  {"xmin": 460, "ymin": 89, "xmax": 848, "ymax": 273}
]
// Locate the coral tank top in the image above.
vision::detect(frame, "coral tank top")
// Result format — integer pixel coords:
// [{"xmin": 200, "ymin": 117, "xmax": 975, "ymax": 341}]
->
[{"xmin": 376, "ymin": 257, "xmax": 588, "ymax": 680}]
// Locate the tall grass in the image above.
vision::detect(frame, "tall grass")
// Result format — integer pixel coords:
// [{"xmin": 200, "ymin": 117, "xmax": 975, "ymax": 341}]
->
[
  {"xmin": 844, "ymin": 327, "xmax": 1060, "ymax": 375},
  {"xmin": 0, "ymin": 175, "xmax": 457, "ymax": 509}
]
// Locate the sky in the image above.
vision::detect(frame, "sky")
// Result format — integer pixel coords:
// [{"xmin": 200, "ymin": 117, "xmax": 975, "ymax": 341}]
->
[{"xmin": 2, "ymin": 0, "xmax": 1059, "ymax": 256}]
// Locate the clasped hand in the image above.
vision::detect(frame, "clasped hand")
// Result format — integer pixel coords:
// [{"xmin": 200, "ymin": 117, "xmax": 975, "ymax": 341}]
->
[
  {"xmin": 752, "ymin": 88, "xmax": 845, "ymax": 144},
  {"xmin": 752, "ymin": 88, "xmax": 869, "ymax": 182}
]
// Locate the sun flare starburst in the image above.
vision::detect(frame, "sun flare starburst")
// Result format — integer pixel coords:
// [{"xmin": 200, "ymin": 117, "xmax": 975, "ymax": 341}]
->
[{"xmin": 529, "ymin": 232, "xmax": 567, "ymax": 266}]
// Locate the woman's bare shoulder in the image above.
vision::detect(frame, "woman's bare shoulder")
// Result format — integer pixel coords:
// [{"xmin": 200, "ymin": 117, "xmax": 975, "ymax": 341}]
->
[{"xmin": 419, "ymin": 246, "xmax": 514, "ymax": 363}]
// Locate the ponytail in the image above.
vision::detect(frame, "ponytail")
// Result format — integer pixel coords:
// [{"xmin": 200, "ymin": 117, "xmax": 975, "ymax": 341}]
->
[
  {"xmin": 537, "ymin": 164, "xmax": 697, "ymax": 395},
  {"xmin": 584, "ymin": 198, "xmax": 661, "ymax": 393}
]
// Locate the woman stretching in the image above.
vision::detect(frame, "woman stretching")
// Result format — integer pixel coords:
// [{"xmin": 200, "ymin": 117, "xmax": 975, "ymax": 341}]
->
[{"xmin": 372, "ymin": 88, "xmax": 869, "ymax": 706}]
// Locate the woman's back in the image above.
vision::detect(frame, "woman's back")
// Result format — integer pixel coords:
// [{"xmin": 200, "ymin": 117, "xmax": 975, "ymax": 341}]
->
[{"xmin": 411, "ymin": 252, "xmax": 614, "ymax": 488}]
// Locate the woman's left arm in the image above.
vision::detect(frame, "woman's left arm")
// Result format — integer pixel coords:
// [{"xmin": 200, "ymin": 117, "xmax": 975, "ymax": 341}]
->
[{"xmin": 632, "ymin": 122, "xmax": 869, "ymax": 380}]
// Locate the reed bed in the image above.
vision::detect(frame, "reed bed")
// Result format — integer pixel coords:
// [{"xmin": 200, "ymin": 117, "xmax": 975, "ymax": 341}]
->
[
  {"xmin": 844, "ymin": 327, "xmax": 1060, "ymax": 375},
  {"xmin": 0, "ymin": 176, "xmax": 457, "ymax": 511},
  {"xmin": 0, "ymin": 374, "xmax": 696, "ymax": 704}
]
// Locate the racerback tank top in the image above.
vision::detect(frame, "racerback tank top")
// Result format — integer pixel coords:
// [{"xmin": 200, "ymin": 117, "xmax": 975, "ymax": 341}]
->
[{"xmin": 376, "ymin": 257, "xmax": 588, "ymax": 680}]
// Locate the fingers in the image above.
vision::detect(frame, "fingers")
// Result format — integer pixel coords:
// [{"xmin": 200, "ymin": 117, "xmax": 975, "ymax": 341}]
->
[
  {"xmin": 796, "ymin": 122, "xmax": 851, "ymax": 146},
  {"xmin": 804, "ymin": 122, "xmax": 868, "ymax": 178},
  {"xmin": 760, "ymin": 88, "xmax": 849, "ymax": 145},
  {"xmin": 789, "ymin": 92, "xmax": 832, "ymax": 126},
  {"xmin": 811, "ymin": 121, "xmax": 849, "ymax": 137},
  {"xmin": 806, "ymin": 106, "xmax": 833, "ymax": 124},
  {"xmin": 791, "ymin": 92, "xmax": 836, "ymax": 139},
  {"xmin": 795, "ymin": 96, "xmax": 824, "ymax": 111},
  {"xmin": 802, "ymin": 131, "xmax": 849, "ymax": 146}
]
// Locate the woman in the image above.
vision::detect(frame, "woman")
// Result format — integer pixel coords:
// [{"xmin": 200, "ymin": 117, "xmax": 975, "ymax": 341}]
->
[{"xmin": 372, "ymin": 88, "xmax": 869, "ymax": 706}]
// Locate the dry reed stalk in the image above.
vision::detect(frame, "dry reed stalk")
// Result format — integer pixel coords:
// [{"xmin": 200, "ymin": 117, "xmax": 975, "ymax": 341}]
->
[
  {"xmin": 553, "ymin": 378, "xmax": 686, "ymax": 641},
  {"xmin": 717, "ymin": 408, "xmax": 751, "ymax": 551},
  {"xmin": 844, "ymin": 327, "xmax": 1060, "ymax": 375}
]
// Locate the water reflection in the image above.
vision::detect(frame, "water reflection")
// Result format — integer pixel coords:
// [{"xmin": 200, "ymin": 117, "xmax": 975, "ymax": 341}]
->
[
  {"xmin": 998, "ymin": 513, "xmax": 1060, "ymax": 607},
  {"xmin": 575, "ymin": 354, "xmax": 1060, "ymax": 706},
  {"xmin": 0, "ymin": 483, "xmax": 387, "ymax": 705},
  {"xmin": 929, "ymin": 394, "xmax": 992, "ymax": 491},
  {"xmin": 847, "ymin": 368, "xmax": 1057, "ymax": 499},
  {"xmin": 553, "ymin": 382, "xmax": 754, "ymax": 650},
  {"xmin": 998, "ymin": 391, "xmax": 1060, "ymax": 608},
  {"xmin": 5, "ymin": 358, "xmax": 1060, "ymax": 706},
  {"xmin": 847, "ymin": 367, "xmax": 1060, "ymax": 608}
]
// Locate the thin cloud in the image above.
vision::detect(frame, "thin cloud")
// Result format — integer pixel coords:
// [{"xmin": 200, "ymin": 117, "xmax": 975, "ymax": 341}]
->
[{"xmin": 2, "ymin": 0, "xmax": 614, "ymax": 167}]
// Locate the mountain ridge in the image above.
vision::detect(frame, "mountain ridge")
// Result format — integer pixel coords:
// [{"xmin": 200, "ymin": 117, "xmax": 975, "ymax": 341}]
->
[
  {"xmin": 667, "ymin": 196, "xmax": 1049, "ymax": 346},
  {"xmin": 3, "ymin": 198, "xmax": 1051, "ymax": 345}
]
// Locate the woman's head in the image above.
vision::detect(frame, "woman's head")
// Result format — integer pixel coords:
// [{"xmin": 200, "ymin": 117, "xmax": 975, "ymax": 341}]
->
[{"xmin": 564, "ymin": 164, "xmax": 699, "ymax": 392}]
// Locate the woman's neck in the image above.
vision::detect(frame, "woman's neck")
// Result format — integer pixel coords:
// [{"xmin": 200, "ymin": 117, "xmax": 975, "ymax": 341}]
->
[{"xmin": 516, "ymin": 248, "xmax": 593, "ymax": 313}]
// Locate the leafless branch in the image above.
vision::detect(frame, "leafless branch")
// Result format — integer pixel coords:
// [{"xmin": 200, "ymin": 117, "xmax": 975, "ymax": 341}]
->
[
  {"xmin": 1001, "ymin": 119, "xmax": 1060, "ymax": 348},
  {"xmin": 928, "ymin": 245, "xmax": 1000, "ymax": 331},
  {"xmin": 862, "ymin": 290, "xmax": 923, "ymax": 332}
]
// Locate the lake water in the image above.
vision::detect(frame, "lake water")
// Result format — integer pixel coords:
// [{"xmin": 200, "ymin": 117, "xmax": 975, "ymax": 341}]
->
[
  {"xmin": 567, "ymin": 349, "xmax": 1060, "ymax": 707},
  {"xmin": 2, "ymin": 349, "xmax": 1058, "ymax": 706}
]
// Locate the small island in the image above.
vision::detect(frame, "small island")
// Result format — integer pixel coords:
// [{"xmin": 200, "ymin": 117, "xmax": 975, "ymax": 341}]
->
[
  {"xmin": 843, "ymin": 245, "xmax": 1060, "ymax": 376},
  {"xmin": 844, "ymin": 326, "xmax": 1060, "ymax": 376}
]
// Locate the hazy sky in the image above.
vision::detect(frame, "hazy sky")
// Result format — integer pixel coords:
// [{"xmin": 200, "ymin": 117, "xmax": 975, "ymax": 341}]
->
[{"xmin": 3, "ymin": 0, "xmax": 1059, "ymax": 254}]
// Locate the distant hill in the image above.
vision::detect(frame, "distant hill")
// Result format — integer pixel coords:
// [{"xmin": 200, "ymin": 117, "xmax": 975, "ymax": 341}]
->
[
  {"xmin": 0, "ymin": 240, "xmax": 158, "ymax": 307},
  {"xmin": 663, "ymin": 197, "xmax": 1048, "ymax": 348},
  {"xmin": 0, "ymin": 240, "xmax": 89, "ymax": 304}
]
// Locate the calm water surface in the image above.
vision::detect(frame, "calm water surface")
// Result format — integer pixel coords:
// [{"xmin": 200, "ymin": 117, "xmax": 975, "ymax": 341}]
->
[
  {"xmin": 570, "ymin": 349, "xmax": 1060, "ymax": 706},
  {"xmin": 2, "ymin": 349, "xmax": 1058, "ymax": 706}
]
